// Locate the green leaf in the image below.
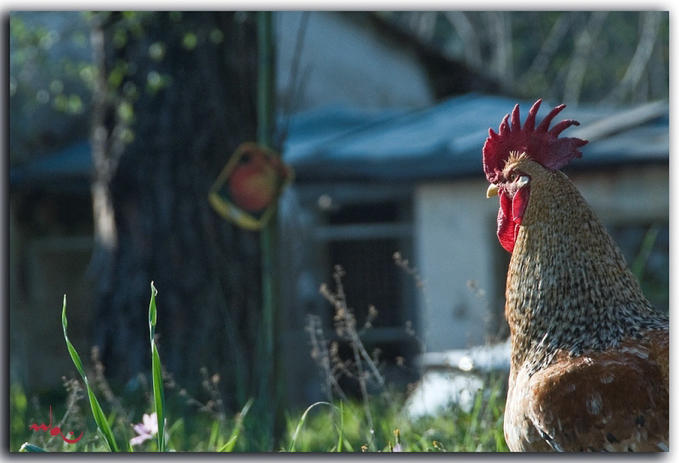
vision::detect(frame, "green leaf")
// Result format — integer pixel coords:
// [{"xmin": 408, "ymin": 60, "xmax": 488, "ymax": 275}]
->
[
  {"xmin": 148, "ymin": 282, "xmax": 166, "ymax": 452},
  {"xmin": 219, "ymin": 398, "xmax": 254, "ymax": 452},
  {"xmin": 148, "ymin": 281, "xmax": 158, "ymax": 330},
  {"xmin": 61, "ymin": 295, "xmax": 120, "ymax": 452}
]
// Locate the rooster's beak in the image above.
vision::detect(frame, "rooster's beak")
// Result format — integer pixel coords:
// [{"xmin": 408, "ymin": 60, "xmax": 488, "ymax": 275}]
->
[{"xmin": 486, "ymin": 183, "xmax": 499, "ymax": 198}]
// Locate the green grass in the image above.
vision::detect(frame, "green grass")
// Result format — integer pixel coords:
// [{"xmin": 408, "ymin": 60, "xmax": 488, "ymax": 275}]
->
[
  {"xmin": 282, "ymin": 380, "xmax": 508, "ymax": 452},
  {"xmin": 12, "ymin": 382, "xmax": 508, "ymax": 452},
  {"xmin": 12, "ymin": 282, "xmax": 508, "ymax": 453}
]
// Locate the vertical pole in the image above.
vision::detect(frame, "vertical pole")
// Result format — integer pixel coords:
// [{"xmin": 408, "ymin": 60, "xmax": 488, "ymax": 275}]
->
[
  {"xmin": 257, "ymin": 11, "xmax": 275, "ymax": 146},
  {"xmin": 256, "ymin": 10, "xmax": 278, "ymax": 449}
]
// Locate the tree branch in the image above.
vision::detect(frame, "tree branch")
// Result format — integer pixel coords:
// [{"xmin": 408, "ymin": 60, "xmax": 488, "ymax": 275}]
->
[
  {"xmin": 603, "ymin": 11, "xmax": 662, "ymax": 104},
  {"xmin": 444, "ymin": 12, "xmax": 482, "ymax": 70},
  {"xmin": 562, "ymin": 11, "xmax": 609, "ymax": 105},
  {"xmin": 521, "ymin": 13, "xmax": 573, "ymax": 80},
  {"xmin": 487, "ymin": 12, "xmax": 513, "ymax": 90}
]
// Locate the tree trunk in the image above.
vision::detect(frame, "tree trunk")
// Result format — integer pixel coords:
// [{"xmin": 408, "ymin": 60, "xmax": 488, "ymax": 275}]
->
[{"xmin": 89, "ymin": 12, "xmax": 262, "ymax": 410}]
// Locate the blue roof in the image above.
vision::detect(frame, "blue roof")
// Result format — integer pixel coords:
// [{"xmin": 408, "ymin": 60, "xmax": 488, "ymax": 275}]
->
[
  {"xmin": 283, "ymin": 93, "xmax": 668, "ymax": 181},
  {"xmin": 10, "ymin": 141, "xmax": 92, "ymax": 192},
  {"xmin": 10, "ymin": 94, "xmax": 668, "ymax": 191}
]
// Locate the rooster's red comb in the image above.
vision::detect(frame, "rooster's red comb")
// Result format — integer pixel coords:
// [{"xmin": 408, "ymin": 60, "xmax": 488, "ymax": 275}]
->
[{"xmin": 482, "ymin": 99, "xmax": 588, "ymax": 184}]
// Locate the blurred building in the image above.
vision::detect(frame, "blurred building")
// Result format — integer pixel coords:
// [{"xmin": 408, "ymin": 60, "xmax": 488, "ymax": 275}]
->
[
  {"xmin": 279, "ymin": 94, "xmax": 669, "ymax": 402},
  {"xmin": 10, "ymin": 142, "xmax": 94, "ymax": 391}
]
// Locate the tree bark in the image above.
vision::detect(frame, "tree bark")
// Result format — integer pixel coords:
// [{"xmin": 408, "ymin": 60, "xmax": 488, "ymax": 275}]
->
[{"xmin": 89, "ymin": 12, "xmax": 261, "ymax": 409}]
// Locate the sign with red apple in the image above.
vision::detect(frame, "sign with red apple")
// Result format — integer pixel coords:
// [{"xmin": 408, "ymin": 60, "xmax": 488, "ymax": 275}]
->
[{"xmin": 209, "ymin": 142, "xmax": 293, "ymax": 230}]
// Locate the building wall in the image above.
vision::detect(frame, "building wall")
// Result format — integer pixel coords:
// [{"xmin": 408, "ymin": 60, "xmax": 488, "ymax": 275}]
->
[
  {"xmin": 415, "ymin": 164, "xmax": 669, "ymax": 352},
  {"xmin": 276, "ymin": 12, "xmax": 434, "ymax": 111},
  {"xmin": 9, "ymin": 196, "xmax": 95, "ymax": 392},
  {"xmin": 414, "ymin": 178, "xmax": 499, "ymax": 352},
  {"xmin": 572, "ymin": 166, "xmax": 668, "ymax": 224}
]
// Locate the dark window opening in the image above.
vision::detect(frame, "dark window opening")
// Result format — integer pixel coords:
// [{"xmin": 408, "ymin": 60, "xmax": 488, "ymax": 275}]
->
[
  {"xmin": 317, "ymin": 197, "xmax": 420, "ymax": 391},
  {"xmin": 328, "ymin": 238, "xmax": 403, "ymax": 327}
]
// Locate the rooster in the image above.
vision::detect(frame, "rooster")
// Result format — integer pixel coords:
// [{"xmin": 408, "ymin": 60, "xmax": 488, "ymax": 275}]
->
[{"xmin": 483, "ymin": 99, "xmax": 669, "ymax": 452}]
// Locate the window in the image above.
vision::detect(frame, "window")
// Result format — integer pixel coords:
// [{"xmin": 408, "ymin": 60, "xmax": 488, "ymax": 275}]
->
[{"xmin": 314, "ymin": 195, "xmax": 421, "ymax": 388}]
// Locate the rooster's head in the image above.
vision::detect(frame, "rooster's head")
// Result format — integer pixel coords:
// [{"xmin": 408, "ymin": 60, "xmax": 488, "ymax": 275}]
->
[{"xmin": 483, "ymin": 99, "xmax": 588, "ymax": 253}]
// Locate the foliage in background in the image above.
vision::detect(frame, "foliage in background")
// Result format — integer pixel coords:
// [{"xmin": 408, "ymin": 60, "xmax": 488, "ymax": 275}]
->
[
  {"xmin": 9, "ymin": 12, "xmax": 93, "ymax": 164},
  {"xmin": 377, "ymin": 11, "xmax": 668, "ymax": 105},
  {"xmin": 10, "ymin": 11, "xmax": 669, "ymax": 167}
]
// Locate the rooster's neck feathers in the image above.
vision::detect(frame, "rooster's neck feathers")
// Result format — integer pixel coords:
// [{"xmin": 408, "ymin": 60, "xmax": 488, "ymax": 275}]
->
[{"xmin": 505, "ymin": 168, "xmax": 667, "ymax": 375}]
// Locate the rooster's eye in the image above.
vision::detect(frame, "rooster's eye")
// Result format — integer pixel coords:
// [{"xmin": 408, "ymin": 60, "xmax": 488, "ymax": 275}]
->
[{"xmin": 516, "ymin": 175, "xmax": 530, "ymax": 188}]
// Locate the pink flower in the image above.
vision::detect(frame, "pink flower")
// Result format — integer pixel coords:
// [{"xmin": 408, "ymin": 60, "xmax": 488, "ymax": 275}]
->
[{"xmin": 130, "ymin": 413, "xmax": 158, "ymax": 446}]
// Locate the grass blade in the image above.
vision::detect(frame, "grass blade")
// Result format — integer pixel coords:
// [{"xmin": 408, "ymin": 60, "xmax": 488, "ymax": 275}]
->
[
  {"xmin": 61, "ymin": 295, "xmax": 120, "ymax": 452},
  {"xmin": 288, "ymin": 401, "xmax": 335, "ymax": 452},
  {"xmin": 631, "ymin": 224, "xmax": 659, "ymax": 279},
  {"xmin": 19, "ymin": 443, "xmax": 46, "ymax": 452},
  {"xmin": 148, "ymin": 282, "xmax": 166, "ymax": 452},
  {"xmin": 218, "ymin": 398, "xmax": 254, "ymax": 452},
  {"xmin": 335, "ymin": 401, "xmax": 344, "ymax": 452},
  {"xmin": 208, "ymin": 420, "xmax": 220, "ymax": 450}
]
